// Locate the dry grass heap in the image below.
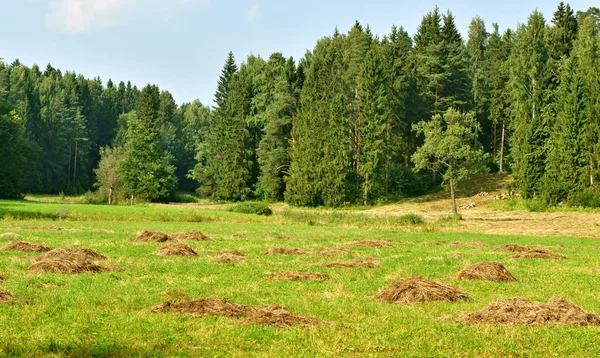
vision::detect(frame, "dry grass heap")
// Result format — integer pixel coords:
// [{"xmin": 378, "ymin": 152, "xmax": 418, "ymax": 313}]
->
[
  {"xmin": 495, "ymin": 244, "xmax": 530, "ymax": 253},
  {"xmin": 450, "ymin": 241, "xmax": 489, "ymax": 247},
  {"xmin": 274, "ymin": 234, "xmax": 296, "ymax": 240},
  {"xmin": 222, "ymin": 250, "xmax": 244, "ymax": 256},
  {"xmin": 211, "ymin": 253, "xmax": 246, "ymax": 263},
  {"xmin": 376, "ymin": 277, "xmax": 470, "ymax": 305},
  {"xmin": 269, "ymin": 271, "xmax": 329, "ymax": 281},
  {"xmin": 0, "ymin": 288, "xmax": 14, "ymax": 303},
  {"xmin": 349, "ymin": 240, "xmax": 394, "ymax": 248},
  {"xmin": 1, "ymin": 241, "xmax": 51, "ymax": 252},
  {"xmin": 316, "ymin": 248, "xmax": 355, "ymax": 257},
  {"xmin": 0, "ymin": 233, "xmax": 20, "ymax": 239},
  {"xmin": 511, "ymin": 249, "xmax": 567, "ymax": 260},
  {"xmin": 171, "ymin": 232, "xmax": 212, "ymax": 241},
  {"xmin": 459, "ymin": 297, "xmax": 600, "ymax": 326},
  {"xmin": 151, "ymin": 297, "xmax": 325, "ymax": 328},
  {"xmin": 457, "ymin": 262, "xmax": 517, "ymax": 282},
  {"xmin": 28, "ymin": 247, "xmax": 107, "ymax": 274},
  {"xmin": 321, "ymin": 261, "xmax": 379, "ymax": 268},
  {"xmin": 264, "ymin": 247, "xmax": 307, "ymax": 255},
  {"xmin": 131, "ymin": 230, "xmax": 174, "ymax": 243},
  {"xmin": 153, "ymin": 244, "xmax": 198, "ymax": 258}
]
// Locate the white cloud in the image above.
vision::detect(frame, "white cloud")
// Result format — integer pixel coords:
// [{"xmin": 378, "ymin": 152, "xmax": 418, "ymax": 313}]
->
[{"xmin": 247, "ymin": 4, "xmax": 261, "ymax": 23}]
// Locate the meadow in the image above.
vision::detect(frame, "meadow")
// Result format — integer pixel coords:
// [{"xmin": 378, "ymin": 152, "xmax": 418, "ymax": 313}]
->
[{"xmin": 1, "ymin": 198, "xmax": 600, "ymax": 357}]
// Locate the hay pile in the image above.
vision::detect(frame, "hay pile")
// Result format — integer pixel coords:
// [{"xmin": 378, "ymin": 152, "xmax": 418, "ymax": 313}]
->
[
  {"xmin": 450, "ymin": 241, "xmax": 489, "ymax": 247},
  {"xmin": 376, "ymin": 277, "xmax": 470, "ymax": 305},
  {"xmin": 447, "ymin": 251, "xmax": 464, "ymax": 259},
  {"xmin": 494, "ymin": 244, "xmax": 530, "ymax": 253},
  {"xmin": 171, "ymin": 232, "xmax": 212, "ymax": 241},
  {"xmin": 316, "ymin": 248, "xmax": 355, "ymax": 257},
  {"xmin": 457, "ymin": 262, "xmax": 517, "ymax": 282},
  {"xmin": 264, "ymin": 248, "xmax": 307, "ymax": 255},
  {"xmin": 511, "ymin": 249, "xmax": 567, "ymax": 260},
  {"xmin": 131, "ymin": 230, "xmax": 174, "ymax": 243},
  {"xmin": 349, "ymin": 240, "xmax": 394, "ymax": 248},
  {"xmin": 222, "ymin": 250, "xmax": 244, "ymax": 256},
  {"xmin": 269, "ymin": 271, "xmax": 329, "ymax": 281},
  {"xmin": 1, "ymin": 241, "xmax": 51, "ymax": 252},
  {"xmin": 0, "ymin": 233, "xmax": 20, "ymax": 239},
  {"xmin": 274, "ymin": 234, "xmax": 296, "ymax": 240},
  {"xmin": 0, "ymin": 276, "xmax": 4, "ymax": 283},
  {"xmin": 0, "ymin": 288, "xmax": 14, "ymax": 303},
  {"xmin": 151, "ymin": 297, "xmax": 325, "ymax": 328},
  {"xmin": 459, "ymin": 297, "xmax": 600, "ymax": 326},
  {"xmin": 321, "ymin": 261, "xmax": 379, "ymax": 268},
  {"xmin": 153, "ymin": 244, "xmax": 198, "ymax": 258},
  {"xmin": 211, "ymin": 253, "xmax": 246, "ymax": 263},
  {"xmin": 27, "ymin": 247, "xmax": 107, "ymax": 274}
]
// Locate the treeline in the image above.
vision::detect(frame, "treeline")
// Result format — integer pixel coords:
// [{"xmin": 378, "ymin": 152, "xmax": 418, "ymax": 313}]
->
[{"xmin": 1, "ymin": 3, "xmax": 600, "ymax": 207}]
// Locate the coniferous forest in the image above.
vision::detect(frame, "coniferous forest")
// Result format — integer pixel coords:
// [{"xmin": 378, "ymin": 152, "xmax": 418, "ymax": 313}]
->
[{"xmin": 1, "ymin": 3, "xmax": 600, "ymax": 207}]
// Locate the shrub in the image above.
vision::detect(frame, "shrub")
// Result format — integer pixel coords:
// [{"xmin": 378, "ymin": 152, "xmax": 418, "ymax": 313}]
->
[
  {"xmin": 524, "ymin": 199, "xmax": 549, "ymax": 212},
  {"xmin": 228, "ymin": 202, "xmax": 273, "ymax": 216}
]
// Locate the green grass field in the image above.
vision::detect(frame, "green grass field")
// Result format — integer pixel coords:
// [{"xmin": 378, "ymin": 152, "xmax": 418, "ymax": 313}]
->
[{"xmin": 1, "ymin": 199, "xmax": 600, "ymax": 357}]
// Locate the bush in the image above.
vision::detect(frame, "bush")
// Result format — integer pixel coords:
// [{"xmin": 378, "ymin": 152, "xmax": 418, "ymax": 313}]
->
[
  {"xmin": 524, "ymin": 199, "xmax": 549, "ymax": 212},
  {"xmin": 228, "ymin": 202, "xmax": 273, "ymax": 216},
  {"xmin": 569, "ymin": 189, "xmax": 600, "ymax": 208}
]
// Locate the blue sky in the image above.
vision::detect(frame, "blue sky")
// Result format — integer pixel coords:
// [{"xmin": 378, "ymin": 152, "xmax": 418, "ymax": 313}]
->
[{"xmin": 0, "ymin": 0, "xmax": 596, "ymax": 105}]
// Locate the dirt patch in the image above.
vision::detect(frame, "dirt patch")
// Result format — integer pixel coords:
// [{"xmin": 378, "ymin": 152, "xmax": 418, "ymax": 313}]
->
[
  {"xmin": 376, "ymin": 277, "xmax": 470, "ymax": 305},
  {"xmin": 316, "ymin": 248, "xmax": 355, "ymax": 257},
  {"xmin": 511, "ymin": 249, "xmax": 567, "ymax": 260},
  {"xmin": 1, "ymin": 241, "xmax": 51, "ymax": 252},
  {"xmin": 28, "ymin": 247, "xmax": 108, "ymax": 274},
  {"xmin": 450, "ymin": 241, "xmax": 489, "ymax": 247},
  {"xmin": 153, "ymin": 244, "xmax": 198, "ymax": 258},
  {"xmin": 211, "ymin": 253, "xmax": 246, "ymax": 263},
  {"xmin": 0, "ymin": 288, "xmax": 14, "ymax": 303},
  {"xmin": 458, "ymin": 297, "xmax": 600, "ymax": 326},
  {"xmin": 269, "ymin": 271, "xmax": 329, "ymax": 281},
  {"xmin": 36, "ymin": 247, "xmax": 106, "ymax": 262},
  {"xmin": 151, "ymin": 298, "xmax": 326, "ymax": 328},
  {"xmin": 131, "ymin": 230, "xmax": 174, "ymax": 243},
  {"xmin": 264, "ymin": 248, "xmax": 308, "ymax": 255},
  {"xmin": 495, "ymin": 244, "xmax": 530, "ymax": 253},
  {"xmin": 349, "ymin": 240, "xmax": 394, "ymax": 248},
  {"xmin": 171, "ymin": 232, "xmax": 212, "ymax": 241},
  {"xmin": 0, "ymin": 233, "xmax": 20, "ymax": 239},
  {"xmin": 321, "ymin": 261, "xmax": 379, "ymax": 268},
  {"xmin": 457, "ymin": 262, "xmax": 517, "ymax": 282}
]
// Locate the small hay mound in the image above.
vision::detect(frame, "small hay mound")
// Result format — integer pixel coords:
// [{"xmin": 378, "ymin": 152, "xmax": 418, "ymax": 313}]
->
[
  {"xmin": 0, "ymin": 276, "xmax": 4, "ymax": 283},
  {"xmin": 269, "ymin": 271, "xmax": 329, "ymax": 281},
  {"xmin": 349, "ymin": 240, "xmax": 394, "ymax": 248},
  {"xmin": 376, "ymin": 277, "xmax": 470, "ymax": 305},
  {"xmin": 1, "ymin": 241, "xmax": 51, "ymax": 252},
  {"xmin": 153, "ymin": 244, "xmax": 198, "ymax": 258},
  {"xmin": 447, "ymin": 251, "xmax": 464, "ymax": 259},
  {"xmin": 316, "ymin": 248, "xmax": 355, "ymax": 257},
  {"xmin": 221, "ymin": 250, "xmax": 244, "ymax": 256},
  {"xmin": 247, "ymin": 305, "xmax": 326, "ymax": 328},
  {"xmin": 28, "ymin": 258, "xmax": 107, "ymax": 274},
  {"xmin": 211, "ymin": 253, "xmax": 246, "ymax": 263},
  {"xmin": 171, "ymin": 232, "xmax": 212, "ymax": 241},
  {"xmin": 494, "ymin": 244, "xmax": 530, "ymax": 253},
  {"xmin": 459, "ymin": 297, "xmax": 600, "ymax": 326},
  {"xmin": 0, "ymin": 233, "xmax": 20, "ymax": 239},
  {"xmin": 151, "ymin": 298, "xmax": 252, "ymax": 318},
  {"xmin": 131, "ymin": 230, "xmax": 174, "ymax": 243},
  {"xmin": 36, "ymin": 247, "xmax": 106, "ymax": 262},
  {"xmin": 450, "ymin": 241, "xmax": 489, "ymax": 247},
  {"xmin": 457, "ymin": 262, "xmax": 517, "ymax": 282},
  {"xmin": 321, "ymin": 261, "xmax": 379, "ymax": 268},
  {"xmin": 264, "ymin": 248, "xmax": 307, "ymax": 255},
  {"xmin": 511, "ymin": 249, "xmax": 567, "ymax": 260},
  {"xmin": 0, "ymin": 288, "xmax": 15, "ymax": 303},
  {"xmin": 274, "ymin": 234, "xmax": 296, "ymax": 240}
]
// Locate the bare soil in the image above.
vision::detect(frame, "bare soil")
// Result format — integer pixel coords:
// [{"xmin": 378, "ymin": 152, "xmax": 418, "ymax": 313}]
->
[
  {"xmin": 269, "ymin": 271, "xmax": 329, "ymax": 281},
  {"xmin": 131, "ymin": 230, "xmax": 174, "ymax": 243},
  {"xmin": 1, "ymin": 241, "xmax": 51, "ymax": 252},
  {"xmin": 376, "ymin": 277, "xmax": 470, "ymax": 305},
  {"xmin": 153, "ymin": 244, "xmax": 198, "ymax": 258},
  {"xmin": 457, "ymin": 262, "xmax": 517, "ymax": 282}
]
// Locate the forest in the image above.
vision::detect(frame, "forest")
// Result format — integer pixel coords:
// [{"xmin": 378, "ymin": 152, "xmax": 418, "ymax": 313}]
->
[{"xmin": 1, "ymin": 2, "xmax": 599, "ymax": 208}]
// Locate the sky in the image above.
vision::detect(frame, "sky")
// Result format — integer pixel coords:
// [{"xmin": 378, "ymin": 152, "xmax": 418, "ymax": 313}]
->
[{"xmin": 0, "ymin": 0, "xmax": 596, "ymax": 105}]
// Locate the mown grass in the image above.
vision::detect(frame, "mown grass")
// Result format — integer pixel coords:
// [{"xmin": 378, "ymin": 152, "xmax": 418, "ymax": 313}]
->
[{"xmin": 1, "ymin": 199, "xmax": 600, "ymax": 356}]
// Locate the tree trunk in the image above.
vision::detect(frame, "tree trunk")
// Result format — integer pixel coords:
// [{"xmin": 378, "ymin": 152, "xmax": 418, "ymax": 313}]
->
[
  {"xmin": 385, "ymin": 122, "xmax": 390, "ymax": 195},
  {"xmin": 363, "ymin": 172, "xmax": 369, "ymax": 206},
  {"xmin": 450, "ymin": 179, "xmax": 457, "ymax": 216},
  {"xmin": 591, "ymin": 159, "xmax": 594, "ymax": 186},
  {"xmin": 73, "ymin": 140, "xmax": 78, "ymax": 186},
  {"xmin": 500, "ymin": 121, "xmax": 506, "ymax": 174},
  {"xmin": 108, "ymin": 187, "xmax": 113, "ymax": 205},
  {"xmin": 131, "ymin": 194, "xmax": 135, "ymax": 205}
]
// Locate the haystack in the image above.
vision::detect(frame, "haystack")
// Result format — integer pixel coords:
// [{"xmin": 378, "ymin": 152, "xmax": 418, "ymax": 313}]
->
[
  {"xmin": 321, "ymin": 261, "xmax": 379, "ymax": 268},
  {"xmin": 211, "ymin": 253, "xmax": 246, "ymax": 263},
  {"xmin": 171, "ymin": 232, "xmax": 212, "ymax": 241},
  {"xmin": 35, "ymin": 247, "xmax": 106, "ymax": 262},
  {"xmin": 274, "ymin": 234, "xmax": 296, "ymax": 240},
  {"xmin": 247, "ymin": 305, "xmax": 326, "ymax": 328},
  {"xmin": 450, "ymin": 241, "xmax": 489, "ymax": 247},
  {"xmin": 1, "ymin": 241, "xmax": 51, "ymax": 252},
  {"xmin": 153, "ymin": 244, "xmax": 198, "ymax": 258},
  {"xmin": 131, "ymin": 230, "xmax": 174, "ymax": 243},
  {"xmin": 269, "ymin": 271, "xmax": 329, "ymax": 281},
  {"xmin": 28, "ymin": 247, "xmax": 108, "ymax": 274},
  {"xmin": 457, "ymin": 262, "xmax": 517, "ymax": 282},
  {"xmin": 459, "ymin": 297, "xmax": 600, "ymax": 326},
  {"xmin": 511, "ymin": 249, "xmax": 567, "ymax": 260},
  {"xmin": 264, "ymin": 248, "xmax": 307, "ymax": 255},
  {"xmin": 494, "ymin": 244, "xmax": 530, "ymax": 253},
  {"xmin": 0, "ymin": 288, "xmax": 14, "ymax": 303},
  {"xmin": 349, "ymin": 240, "xmax": 394, "ymax": 248},
  {"xmin": 151, "ymin": 298, "xmax": 251, "ymax": 318},
  {"xmin": 376, "ymin": 277, "xmax": 470, "ymax": 305}
]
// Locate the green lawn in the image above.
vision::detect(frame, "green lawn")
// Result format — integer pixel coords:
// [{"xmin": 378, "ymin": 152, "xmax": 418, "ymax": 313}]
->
[{"xmin": 1, "ymin": 199, "xmax": 599, "ymax": 357}]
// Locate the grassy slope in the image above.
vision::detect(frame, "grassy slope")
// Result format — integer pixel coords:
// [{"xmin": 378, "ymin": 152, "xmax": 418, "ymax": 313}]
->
[{"xmin": 0, "ymin": 200, "xmax": 599, "ymax": 357}]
